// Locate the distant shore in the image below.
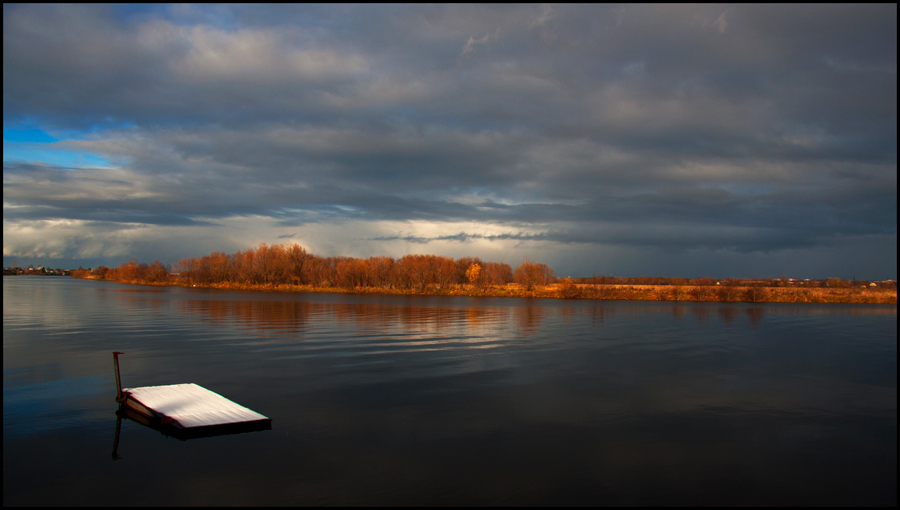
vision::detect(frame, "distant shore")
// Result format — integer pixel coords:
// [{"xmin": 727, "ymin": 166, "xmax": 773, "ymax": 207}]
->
[
  {"xmin": 70, "ymin": 275, "xmax": 897, "ymax": 304},
  {"xmin": 61, "ymin": 243, "xmax": 896, "ymax": 305}
]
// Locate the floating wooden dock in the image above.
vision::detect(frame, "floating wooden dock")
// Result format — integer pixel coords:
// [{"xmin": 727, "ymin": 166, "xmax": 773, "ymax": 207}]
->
[{"xmin": 113, "ymin": 352, "xmax": 271, "ymax": 440}]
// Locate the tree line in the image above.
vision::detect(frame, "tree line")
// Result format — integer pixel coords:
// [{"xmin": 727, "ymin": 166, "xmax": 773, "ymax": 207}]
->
[{"xmin": 71, "ymin": 243, "xmax": 557, "ymax": 291}]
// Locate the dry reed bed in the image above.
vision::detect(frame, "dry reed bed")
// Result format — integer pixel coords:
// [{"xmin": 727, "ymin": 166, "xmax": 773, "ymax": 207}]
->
[
  {"xmin": 550, "ymin": 284, "xmax": 896, "ymax": 304},
  {"xmin": 74, "ymin": 275, "xmax": 897, "ymax": 304}
]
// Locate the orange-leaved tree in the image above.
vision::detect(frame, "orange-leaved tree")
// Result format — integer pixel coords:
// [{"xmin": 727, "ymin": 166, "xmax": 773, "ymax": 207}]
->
[
  {"xmin": 466, "ymin": 263, "xmax": 481, "ymax": 287},
  {"xmin": 513, "ymin": 257, "xmax": 555, "ymax": 291}
]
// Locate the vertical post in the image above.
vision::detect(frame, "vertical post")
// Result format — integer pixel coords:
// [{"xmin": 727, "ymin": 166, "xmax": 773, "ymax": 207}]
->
[{"xmin": 112, "ymin": 351, "xmax": 125, "ymax": 401}]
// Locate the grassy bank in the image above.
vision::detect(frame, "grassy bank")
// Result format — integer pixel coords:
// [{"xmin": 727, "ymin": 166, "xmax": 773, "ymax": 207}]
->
[{"xmin": 71, "ymin": 275, "xmax": 896, "ymax": 304}]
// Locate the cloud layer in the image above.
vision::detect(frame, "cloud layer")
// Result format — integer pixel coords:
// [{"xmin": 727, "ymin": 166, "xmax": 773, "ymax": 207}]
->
[{"xmin": 3, "ymin": 4, "xmax": 897, "ymax": 279}]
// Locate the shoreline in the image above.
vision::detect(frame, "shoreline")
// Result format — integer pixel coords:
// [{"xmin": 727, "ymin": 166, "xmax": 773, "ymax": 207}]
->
[{"xmin": 70, "ymin": 276, "xmax": 897, "ymax": 304}]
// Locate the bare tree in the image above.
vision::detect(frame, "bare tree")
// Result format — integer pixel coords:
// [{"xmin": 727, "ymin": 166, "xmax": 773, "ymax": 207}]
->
[{"xmin": 513, "ymin": 257, "xmax": 556, "ymax": 291}]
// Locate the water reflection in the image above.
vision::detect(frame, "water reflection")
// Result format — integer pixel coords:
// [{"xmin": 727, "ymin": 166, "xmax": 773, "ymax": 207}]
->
[
  {"xmin": 4, "ymin": 278, "xmax": 897, "ymax": 506},
  {"xmin": 112, "ymin": 405, "xmax": 272, "ymax": 449},
  {"xmin": 171, "ymin": 299, "xmax": 522, "ymax": 339},
  {"xmin": 589, "ymin": 305, "xmax": 614, "ymax": 325},
  {"xmin": 112, "ymin": 411, "xmax": 124, "ymax": 461},
  {"xmin": 63, "ymin": 284, "xmax": 896, "ymax": 343},
  {"xmin": 719, "ymin": 306, "xmax": 738, "ymax": 324},
  {"xmin": 158, "ymin": 296, "xmax": 827, "ymax": 340},
  {"xmin": 746, "ymin": 307, "xmax": 766, "ymax": 327},
  {"xmin": 514, "ymin": 304, "xmax": 547, "ymax": 334}
]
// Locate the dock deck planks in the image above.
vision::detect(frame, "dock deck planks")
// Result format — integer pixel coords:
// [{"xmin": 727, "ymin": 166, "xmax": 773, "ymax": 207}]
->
[{"xmin": 122, "ymin": 383, "xmax": 270, "ymax": 429}]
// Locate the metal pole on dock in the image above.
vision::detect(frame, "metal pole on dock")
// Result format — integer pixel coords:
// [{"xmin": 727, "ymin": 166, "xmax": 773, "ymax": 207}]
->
[{"xmin": 113, "ymin": 351, "xmax": 125, "ymax": 402}]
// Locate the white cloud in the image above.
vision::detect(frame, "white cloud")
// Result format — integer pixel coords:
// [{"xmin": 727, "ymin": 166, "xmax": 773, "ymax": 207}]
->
[
  {"xmin": 460, "ymin": 27, "xmax": 501, "ymax": 58},
  {"xmin": 170, "ymin": 24, "xmax": 369, "ymax": 81},
  {"xmin": 529, "ymin": 4, "xmax": 554, "ymax": 29},
  {"xmin": 714, "ymin": 12, "xmax": 728, "ymax": 34}
]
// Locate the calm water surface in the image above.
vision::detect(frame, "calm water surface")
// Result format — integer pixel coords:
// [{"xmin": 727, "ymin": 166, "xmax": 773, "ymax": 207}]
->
[{"xmin": 3, "ymin": 277, "xmax": 896, "ymax": 505}]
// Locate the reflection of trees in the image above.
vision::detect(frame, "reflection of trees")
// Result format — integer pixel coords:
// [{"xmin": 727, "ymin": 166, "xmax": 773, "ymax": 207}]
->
[
  {"xmin": 746, "ymin": 308, "xmax": 766, "ymax": 326},
  {"xmin": 111, "ymin": 290, "xmax": 167, "ymax": 311},
  {"xmin": 691, "ymin": 306, "xmax": 712, "ymax": 324},
  {"xmin": 718, "ymin": 307, "xmax": 738, "ymax": 324},
  {"xmin": 466, "ymin": 307, "xmax": 482, "ymax": 329},
  {"xmin": 175, "ymin": 300, "xmax": 315, "ymax": 337},
  {"xmin": 153, "ymin": 292, "xmax": 883, "ymax": 340},
  {"xmin": 774, "ymin": 306, "xmax": 895, "ymax": 318},
  {"xmin": 715, "ymin": 306, "xmax": 765, "ymax": 326},
  {"xmin": 589, "ymin": 305, "xmax": 614, "ymax": 325},
  {"xmin": 514, "ymin": 304, "xmax": 547, "ymax": 333},
  {"xmin": 172, "ymin": 299, "xmax": 516, "ymax": 338}
]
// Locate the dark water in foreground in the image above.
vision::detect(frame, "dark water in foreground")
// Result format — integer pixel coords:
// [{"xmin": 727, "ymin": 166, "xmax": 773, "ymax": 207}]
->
[{"xmin": 3, "ymin": 277, "xmax": 896, "ymax": 505}]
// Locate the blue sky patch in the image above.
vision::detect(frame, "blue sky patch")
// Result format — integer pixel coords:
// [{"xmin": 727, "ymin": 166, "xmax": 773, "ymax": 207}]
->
[{"xmin": 4, "ymin": 125, "xmax": 112, "ymax": 167}]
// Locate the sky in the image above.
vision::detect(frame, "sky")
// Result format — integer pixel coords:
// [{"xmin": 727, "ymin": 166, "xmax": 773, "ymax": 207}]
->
[{"xmin": 3, "ymin": 4, "xmax": 897, "ymax": 280}]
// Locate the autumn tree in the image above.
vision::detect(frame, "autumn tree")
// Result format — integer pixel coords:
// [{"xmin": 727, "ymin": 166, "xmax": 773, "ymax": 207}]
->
[
  {"xmin": 744, "ymin": 286, "xmax": 768, "ymax": 303},
  {"xmin": 336, "ymin": 258, "xmax": 369, "ymax": 289},
  {"xmin": 558, "ymin": 277, "xmax": 581, "ymax": 299},
  {"xmin": 195, "ymin": 255, "xmax": 214, "ymax": 285},
  {"xmin": 366, "ymin": 256, "xmax": 394, "ymax": 288},
  {"xmin": 117, "ymin": 260, "xmax": 144, "ymax": 283},
  {"xmin": 146, "ymin": 260, "xmax": 169, "ymax": 283},
  {"xmin": 173, "ymin": 257, "xmax": 198, "ymax": 286},
  {"xmin": 482, "ymin": 261, "xmax": 512, "ymax": 289},
  {"xmin": 285, "ymin": 244, "xmax": 308, "ymax": 285},
  {"xmin": 210, "ymin": 251, "xmax": 234, "ymax": 283},
  {"xmin": 455, "ymin": 257, "xmax": 483, "ymax": 285},
  {"xmin": 92, "ymin": 265, "xmax": 110, "ymax": 280},
  {"xmin": 304, "ymin": 256, "xmax": 334, "ymax": 287},
  {"xmin": 466, "ymin": 263, "xmax": 481, "ymax": 287},
  {"xmin": 254, "ymin": 242, "xmax": 272, "ymax": 285},
  {"xmin": 231, "ymin": 249, "xmax": 255, "ymax": 284},
  {"xmin": 397, "ymin": 254, "xmax": 433, "ymax": 290},
  {"xmin": 826, "ymin": 277, "xmax": 847, "ymax": 288},
  {"xmin": 434, "ymin": 256, "xmax": 457, "ymax": 289},
  {"xmin": 69, "ymin": 268, "xmax": 90, "ymax": 278},
  {"xmin": 513, "ymin": 257, "xmax": 555, "ymax": 291}
]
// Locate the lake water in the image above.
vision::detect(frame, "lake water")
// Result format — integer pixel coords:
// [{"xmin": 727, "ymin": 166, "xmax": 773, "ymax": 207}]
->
[{"xmin": 3, "ymin": 276, "xmax": 896, "ymax": 505}]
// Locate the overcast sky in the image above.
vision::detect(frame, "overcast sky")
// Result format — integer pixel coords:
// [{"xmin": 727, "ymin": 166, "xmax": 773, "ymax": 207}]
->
[{"xmin": 3, "ymin": 4, "xmax": 896, "ymax": 279}]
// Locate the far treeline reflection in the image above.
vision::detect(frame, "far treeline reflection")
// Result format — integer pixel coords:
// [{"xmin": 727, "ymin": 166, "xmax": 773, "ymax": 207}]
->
[
  {"xmin": 148, "ymin": 299, "xmax": 883, "ymax": 341},
  {"xmin": 68, "ymin": 242, "xmax": 896, "ymax": 304}
]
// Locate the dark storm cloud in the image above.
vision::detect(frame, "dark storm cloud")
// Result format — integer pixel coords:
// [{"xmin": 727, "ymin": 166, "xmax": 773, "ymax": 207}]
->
[
  {"xmin": 373, "ymin": 231, "xmax": 553, "ymax": 245},
  {"xmin": 3, "ymin": 4, "xmax": 896, "ymax": 277}
]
